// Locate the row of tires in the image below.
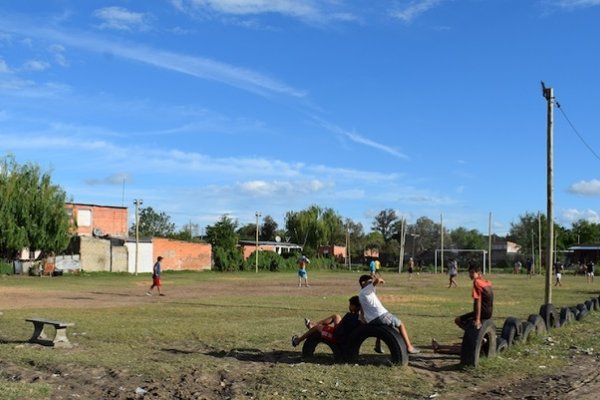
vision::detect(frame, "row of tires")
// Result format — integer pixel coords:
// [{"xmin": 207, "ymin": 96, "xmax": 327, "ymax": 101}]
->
[{"xmin": 462, "ymin": 295, "xmax": 600, "ymax": 367}]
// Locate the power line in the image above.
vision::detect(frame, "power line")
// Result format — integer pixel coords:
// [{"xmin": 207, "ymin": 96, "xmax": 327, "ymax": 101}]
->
[{"xmin": 556, "ymin": 101, "xmax": 600, "ymax": 163}]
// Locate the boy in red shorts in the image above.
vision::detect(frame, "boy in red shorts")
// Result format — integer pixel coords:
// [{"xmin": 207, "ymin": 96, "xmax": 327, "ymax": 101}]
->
[
  {"xmin": 291, "ymin": 296, "xmax": 361, "ymax": 347},
  {"xmin": 146, "ymin": 256, "xmax": 165, "ymax": 296}
]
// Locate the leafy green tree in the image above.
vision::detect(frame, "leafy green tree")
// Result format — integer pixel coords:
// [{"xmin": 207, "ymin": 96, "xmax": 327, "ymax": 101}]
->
[
  {"xmin": 449, "ymin": 227, "xmax": 486, "ymax": 249},
  {"xmin": 206, "ymin": 214, "xmax": 243, "ymax": 271},
  {"xmin": 0, "ymin": 155, "xmax": 72, "ymax": 260},
  {"xmin": 508, "ymin": 212, "xmax": 546, "ymax": 258},
  {"xmin": 372, "ymin": 209, "xmax": 398, "ymax": 242},
  {"xmin": 129, "ymin": 207, "xmax": 176, "ymax": 237},
  {"xmin": 284, "ymin": 205, "xmax": 345, "ymax": 255},
  {"xmin": 570, "ymin": 219, "xmax": 600, "ymax": 244},
  {"xmin": 408, "ymin": 216, "xmax": 441, "ymax": 257},
  {"xmin": 345, "ymin": 218, "xmax": 366, "ymax": 260},
  {"xmin": 260, "ymin": 215, "xmax": 278, "ymax": 241}
]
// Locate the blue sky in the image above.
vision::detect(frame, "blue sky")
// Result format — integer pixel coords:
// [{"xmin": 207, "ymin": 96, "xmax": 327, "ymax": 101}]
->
[{"xmin": 1, "ymin": 0, "xmax": 600, "ymax": 236}]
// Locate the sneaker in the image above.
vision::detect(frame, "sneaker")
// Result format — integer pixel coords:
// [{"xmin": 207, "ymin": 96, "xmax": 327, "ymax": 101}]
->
[
  {"xmin": 146, "ymin": 292, "xmax": 151, "ymax": 296},
  {"xmin": 304, "ymin": 318, "xmax": 311, "ymax": 329},
  {"xmin": 408, "ymin": 347, "xmax": 421, "ymax": 354},
  {"xmin": 291, "ymin": 335, "xmax": 299, "ymax": 347}
]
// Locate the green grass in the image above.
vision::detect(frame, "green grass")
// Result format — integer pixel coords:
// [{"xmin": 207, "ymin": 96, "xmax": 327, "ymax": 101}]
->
[{"xmin": 0, "ymin": 270, "xmax": 599, "ymax": 399}]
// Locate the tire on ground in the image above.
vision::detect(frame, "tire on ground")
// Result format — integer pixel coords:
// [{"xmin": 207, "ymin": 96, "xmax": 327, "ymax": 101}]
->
[
  {"xmin": 302, "ymin": 332, "xmax": 343, "ymax": 362},
  {"xmin": 592, "ymin": 298, "xmax": 599, "ymax": 311},
  {"xmin": 584, "ymin": 300, "xmax": 594, "ymax": 312},
  {"xmin": 345, "ymin": 324, "xmax": 408, "ymax": 366},
  {"xmin": 518, "ymin": 321, "xmax": 534, "ymax": 343},
  {"xmin": 496, "ymin": 337, "xmax": 508, "ymax": 353},
  {"xmin": 527, "ymin": 314, "xmax": 547, "ymax": 336},
  {"xmin": 539, "ymin": 304, "xmax": 559, "ymax": 330},
  {"xmin": 460, "ymin": 319, "xmax": 496, "ymax": 367},
  {"xmin": 570, "ymin": 306, "xmax": 580, "ymax": 320},
  {"xmin": 500, "ymin": 317, "xmax": 522, "ymax": 346},
  {"xmin": 576, "ymin": 305, "xmax": 589, "ymax": 321},
  {"xmin": 559, "ymin": 307, "xmax": 575, "ymax": 326}
]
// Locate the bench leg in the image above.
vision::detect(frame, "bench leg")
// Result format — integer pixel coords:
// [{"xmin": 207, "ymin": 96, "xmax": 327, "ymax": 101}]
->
[
  {"xmin": 29, "ymin": 322, "xmax": 49, "ymax": 343},
  {"xmin": 53, "ymin": 327, "xmax": 72, "ymax": 348}
]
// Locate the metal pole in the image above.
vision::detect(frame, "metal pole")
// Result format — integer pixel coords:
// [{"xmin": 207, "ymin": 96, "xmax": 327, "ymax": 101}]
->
[
  {"xmin": 542, "ymin": 82, "xmax": 554, "ymax": 305},
  {"xmin": 488, "ymin": 212, "xmax": 492, "ymax": 275},
  {"xmin": 538, "ymin": 212, "xmax": 542, "ymax": 275},
  {"xmin": 134, "ymin": 199, "xmax": 143, "ymax": 276},
  {"xmin": 255, "ymin": 211, "xmax": 261, "ymax": 273},
  {"xmin": 398, "ymin": 218, "xmax": 406, "ymax": 273},
  {"xmin": 440, "ymin": 214, "xmax": 444, "ymax": 274}
]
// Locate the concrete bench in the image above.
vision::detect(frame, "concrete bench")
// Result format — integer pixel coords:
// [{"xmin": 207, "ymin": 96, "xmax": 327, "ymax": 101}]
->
[{"xmin": 26, "ymin": 318, "xmax": 74, "ymax": 348}]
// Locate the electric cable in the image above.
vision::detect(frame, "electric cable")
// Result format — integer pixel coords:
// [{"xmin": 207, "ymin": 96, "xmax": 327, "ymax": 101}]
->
[{"xmin": 555, "ymin": 100, "xmax": 600, "ymax": 163}]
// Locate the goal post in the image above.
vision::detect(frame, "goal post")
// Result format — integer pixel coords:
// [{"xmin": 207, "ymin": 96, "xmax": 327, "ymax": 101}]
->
[{"xmin": 434, "ymin": 249, "xmax": 488, "ymax": 274}]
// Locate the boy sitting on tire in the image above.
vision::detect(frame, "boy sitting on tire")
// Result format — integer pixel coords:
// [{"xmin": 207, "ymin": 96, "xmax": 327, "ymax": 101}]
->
[
  {"xmin": 358, "ymin": 275, "xmax": 420, "ymax": 354},
  {"xmin": 432, "ymin": 262, "xmax": 494, "ymax": 353},
  {"xmin": 292, "ymin": 296, "xmax": 362, "ymax": 347}
]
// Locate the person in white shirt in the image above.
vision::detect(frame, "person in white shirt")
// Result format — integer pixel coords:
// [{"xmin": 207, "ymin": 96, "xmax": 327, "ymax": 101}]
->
[{"xmin": 358, "ymin": 274, "xmax": 420, "ymax": 354}]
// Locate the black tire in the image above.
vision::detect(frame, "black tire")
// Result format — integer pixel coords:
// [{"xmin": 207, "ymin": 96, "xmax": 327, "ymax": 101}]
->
[
  {"xmin": 576, "ymin": 307, "xmax": 589, "ymax": 321},
  {"xmin": 460, "ymin": 319, "xmax": 496, "ymax": 367},
  {"xmin": 592, "ymin": 298, "xmax": 599, "ymax": 311},
  {"xmin": 585, "ymin": 300, "xmax": 594, "ymax": 312},
  {"xmin": 570, "ymin": 306, "xmax": 580, "ymax": 319},
  {"xmin": 496, "ymin": 337, "xmax": 508, "ymax": 353},
  {"xmin": 346, "ymin": 324, "xmax": 408, "ymax": 366},
  {"xmin": 302, "ymin": 332, "xmax": 343, "ymax": 362},
  {"xmin": 559, "ymin": 307, "xmax": 575, "ymax": 327},
  {"xmin": 539, "ymin": 304, "xmax": 559, "ymax": 330},
  {"xmin": 518, "ymin": 321, "xmax": 534, "ymax": 343},
  {"xmin": 500, "ymin": 317, "xmax": 522, "ymax": 346},
  {"xmin": 527, "ymin": 314, "xmax": 547, "ymax": 336}
]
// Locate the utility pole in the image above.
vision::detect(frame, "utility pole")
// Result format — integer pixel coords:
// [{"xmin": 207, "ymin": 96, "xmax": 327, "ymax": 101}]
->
[
  {"xmin": 538, "ymin": 213, "xmax": 542, "ymax": 275},
  {"xmin": 346, "ymin": 223, "xmax": 351, "ymax": 270},
  {"xmin": 488, "ymin": 212, "xmax": 492, "ymax": 275},
  {"xmin": 255, "ymin": 211, "xmax": 261, "ymax": 273},
  {"xmin": 133, "ymin": 199, "xmax": 143, "ymax": 276},
  {"xmin": 440, "ymin": 214, "xmax": 444, "ymax": 274},
  {"xmin": 542, "ymin": 81, "xmax": 554, "ymax": 305},
  {"xmin": 398, "ymin": 218, "xmax": 406, "ymax": 274}
]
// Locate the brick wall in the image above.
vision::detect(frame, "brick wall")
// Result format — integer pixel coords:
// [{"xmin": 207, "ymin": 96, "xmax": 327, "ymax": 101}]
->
[
  {"xmin": 152, "ymin": 238, "xmax": 212, "ymax": 271},
  {"xmin": 66, "ymin": 203, "xmax": 128, "ymax": 237},
  {"xmin": 241, "ymin": 244, "xmax": 276, "ymax": 260}
]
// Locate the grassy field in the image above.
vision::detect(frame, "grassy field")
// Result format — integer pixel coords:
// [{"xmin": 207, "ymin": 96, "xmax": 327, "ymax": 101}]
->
[{"xmin": 0, "ymin": 269, "xmax": 599, "ymax": 399}]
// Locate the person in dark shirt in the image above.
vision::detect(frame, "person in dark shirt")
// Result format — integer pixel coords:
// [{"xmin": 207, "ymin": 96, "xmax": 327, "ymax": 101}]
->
[
  {"xmin": 432, "ymin": 262, "xmax": 494, "ymax": 354},
  {"xmin": 292, "ymin": 296, "xmax": 361, "ymax": 347}
]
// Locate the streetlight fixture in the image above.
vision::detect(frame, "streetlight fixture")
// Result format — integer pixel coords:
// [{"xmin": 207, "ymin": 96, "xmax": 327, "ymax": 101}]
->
[
  {"xmin": 255, "ymin": 211, "xmax": 261, "ymax": 273},
  {"xmin": 133, "ymin": 199, "xmax": 143, "ymax": 275}
]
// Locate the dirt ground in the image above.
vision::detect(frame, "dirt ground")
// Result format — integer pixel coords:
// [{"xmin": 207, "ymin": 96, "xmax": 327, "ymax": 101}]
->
[{"xmin": 2, "ymin": 283, "xmax": 600, "ymax": 399}]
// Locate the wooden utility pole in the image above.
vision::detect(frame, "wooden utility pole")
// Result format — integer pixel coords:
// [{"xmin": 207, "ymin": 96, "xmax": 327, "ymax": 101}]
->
[
  {"xmin": 255, "ymin": 211, "xmax": 261, "ymax": 273},
  {"xmin": 398, "ymin": 218, "xmax": 406, "ymax": 273},
  {"xmin": 542, "ymin": 81, "xmax": 554, "ymax": 305},
  {"xmin": 488, "ymin": 212, "xmax": 492, "ymax": 275},
  {"xmin": 133, "ymin": 199, "xmax": 143, "ymax": 276},
  {"xmin": 440, "ymin": 214, "xmax": 444, "ymax": 274}
]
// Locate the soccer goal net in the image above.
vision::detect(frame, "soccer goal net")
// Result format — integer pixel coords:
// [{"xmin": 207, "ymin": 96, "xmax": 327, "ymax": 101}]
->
[{"xmin": 434, "ymin": 249, "xmax": 488, "ymax": 274}]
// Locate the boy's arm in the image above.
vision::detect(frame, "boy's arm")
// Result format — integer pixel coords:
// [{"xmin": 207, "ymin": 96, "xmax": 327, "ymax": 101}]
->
[
  {"xmin": 372, "ymin": 276, "xmax": 385, "ymax": 286},
  {"xmin": 473, "ymin": 297, "xmax": 482, "ymax": 329}
]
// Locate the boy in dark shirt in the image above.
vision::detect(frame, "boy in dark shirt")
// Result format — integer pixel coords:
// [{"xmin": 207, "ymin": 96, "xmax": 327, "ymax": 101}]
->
[{"xmin": 292, "ymin": 296, "xmax": 361, "ymax": 347}]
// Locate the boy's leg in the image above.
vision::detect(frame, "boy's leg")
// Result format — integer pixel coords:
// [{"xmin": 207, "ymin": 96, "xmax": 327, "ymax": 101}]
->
[
  {"xmin": 314, "ymin": 314, "xmax": 341, "ymax": 328},
  {"xmin": 293, "ymin": 325, "xmax": 320, "ymax": 345},
  {"xmin": 398, "ymin": 323, "xmax": 417, "ymax": 353}
]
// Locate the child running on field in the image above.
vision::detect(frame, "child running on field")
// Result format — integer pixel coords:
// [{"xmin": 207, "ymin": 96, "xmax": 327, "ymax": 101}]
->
[
  {"xmin": 297, "ymin": 255, "xmax": 310, "ymax": 287},
  {"xmin": 292, "ymin": 296, "xmax": 362, "ymax": 347}
]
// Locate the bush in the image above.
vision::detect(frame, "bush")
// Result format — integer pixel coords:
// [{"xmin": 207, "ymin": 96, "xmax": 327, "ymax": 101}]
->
[
  {"xmin": 213, "ymin": 247, "xmax": 245, "ymax": 272},
  {"xmin": 0, "ymin": 260, "xmax": 13, "ymax": 275}
]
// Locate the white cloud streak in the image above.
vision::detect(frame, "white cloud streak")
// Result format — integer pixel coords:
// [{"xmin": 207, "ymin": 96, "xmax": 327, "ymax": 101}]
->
[
  {"xmin": 547, "ymin": 0, "xmax": 600, "ymax": 9},
  {"xmin": 93, "ymin": 7, "xmax": 151, "ymax": 31},
  {"xmin": 568, "ymin": 179, "xmax": 600, "ymax": 196},
  {"xmin": 390, "ymin": 0, "xmax": 443, "ymax": 23}
]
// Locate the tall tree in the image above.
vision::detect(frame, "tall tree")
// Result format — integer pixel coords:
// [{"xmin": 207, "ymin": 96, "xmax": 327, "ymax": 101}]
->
[
  {"xmin": 236, "ymin": 223, "xmax": 257, "ymax": 241},
  {"xmin": 129, "ymin": 207, "xmax": 176, "ymax": 237},
  {"xmin": 205, "ymin": 214, "xmax": 243, "ymax": 271},
  {"xmin": 449, "ymin": 227, "xmax": 486, "ymax": 250},
  {"xmin": 408, "ymin": 216, "xmax": 441, "ymax": 257},
  {"xmin": 372, "ymin": 209, "xmax": 398, "ymax": 242},
  {"xmin": 570, "ymin": 219, "xmax": 600, "ymax": 244},
  {"xmin": 260, "ymin": 215, "xmax": 278, "ymax": 241},
  {"xmin": 0, "ymin": 155, "xmax": 72, "ymax": 260}
]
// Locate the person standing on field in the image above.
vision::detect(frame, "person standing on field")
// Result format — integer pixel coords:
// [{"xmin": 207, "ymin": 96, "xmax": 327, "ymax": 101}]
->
[
  {"xmin": 448, "ymin": 258, "xmax": 458, "ymax": 288},
  {"xmin": 147, "ymin": 256, "xmax": 165, "ymax": 296}
]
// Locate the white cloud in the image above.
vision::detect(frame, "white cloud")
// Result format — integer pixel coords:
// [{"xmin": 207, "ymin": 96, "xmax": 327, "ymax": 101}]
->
[
  {"xmin": 568, "ymin": 179, "xmax": 600, "ymax": 196},
  {"xmin": 547, "ymin": 0, "xmax": 600, "ymax": 9},
  {"xmin": 562, "ymin": 208, "xmax": 600, "ymax": 224},
  {"xmin": 49, "ymin": 44, "xmax": 69, "ymax": 67},
  {"xmin": 93, "ymin": 7, "xmax": 151, "ymax": 31},
  {"xmin": 85, "ymin": 173, "xmax": 133, "ymax": 186},
  {"xmin": 316, "ymin": 118, "xmax": 409, "ymax": 160},
  {"xmin": 22, "ymin": 59, "xmax": 50, "ymax": 71},
  {"xmin": 0, "ymin": 58, "xmax": 11, "ymax": 73},
  {"xmin": 238, "ymin": 179, "xmax": 327, "ymax": 196},
  {"xmin": 174, "ymin": 0, "xmax": 358, "ymax": 24},
  {"xmin": 390, "ymin": 0, "xmax": 443, "ymax": 23}
]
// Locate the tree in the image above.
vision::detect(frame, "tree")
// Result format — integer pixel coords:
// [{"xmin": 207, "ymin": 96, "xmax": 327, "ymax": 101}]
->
[
  {"xmin": 0, "ymin": 155, "xmax": 72, "ymax": 260},
  {"xmin": 236, "ymin": 223, "xmax": 258, "ymax": 241},
  {"xmin": 260, "ymin": 215, "xmax": 278, "ymax": 241},
  {"xmin": 205, "ymin": 214, "xmax": 243, "ymax": 271},
  {"xmin": 449, "ymin": 227, "xmax": 486, "ymax": 250},
  {"xmin": 570, "ymin": 219, "xmax": 600, "ymax": 245},
  {"xmin": 284, "ymin": 205, "xmax": 345, "ymax": 255},
  {"xmin": 129, "ymin": 207, "xmax": 176, "ymax": 238},
  {"xmin": 372, "ymin": 209, "xmax": 399, "ymax": 242},
  {"xmin": 408, "ymin": 216, "xmax": 441, "ymax": 257},
  {"xmin": 345, "ymin": 218, "xmax": 365, "ymax": 260},
  {"xmin": 508, "ymin": 212, "xmax": 546, "ymax": 259}
]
